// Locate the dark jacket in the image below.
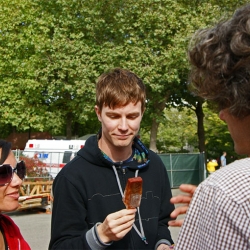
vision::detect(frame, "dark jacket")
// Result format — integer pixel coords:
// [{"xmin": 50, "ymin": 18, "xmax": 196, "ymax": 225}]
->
[{"xmin": 49, "ymin": 135, "xmax": 174, "ymax": 249}]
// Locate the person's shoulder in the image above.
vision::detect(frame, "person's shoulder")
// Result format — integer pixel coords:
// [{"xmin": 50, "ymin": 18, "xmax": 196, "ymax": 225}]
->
[
  {"xmin": 62, "ymin": 154, "xmax": 83, "ymax": 169},
  {"xmin": 226, "ymin": 157, "xmax": 250, "ymax": 169},
  {"xmin": 210, "ymin": 158, "xmax": 250, "ymax": 179},
  {"xmin": 0, "ymin": 214, "xmax": 14, "ymax": 223},
  {"xmin": 55, "ymin": 154, "xmax": 87, "ymax": 182},
  {"xmin": 148, "ymin": 150, "xmax": 162, "ymax": 161},
  {"xmin": 0, "ymin": 214, "xmax": 21, "ymax": 232},
  {"xmin": 147, "ymin": 151, "xmax": 167, "ymax": 171},
  {"xmin": 203, "ymin": 158, "xmax": 250, "ymax": 202}
]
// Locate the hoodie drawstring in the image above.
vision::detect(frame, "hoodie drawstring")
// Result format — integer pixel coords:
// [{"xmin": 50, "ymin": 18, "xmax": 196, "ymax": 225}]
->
[{"xmin": 112, "ymin": 166, "xmax": 148, "ymax": 245}]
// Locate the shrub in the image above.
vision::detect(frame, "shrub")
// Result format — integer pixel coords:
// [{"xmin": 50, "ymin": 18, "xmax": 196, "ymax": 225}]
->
[{"xmin": 20, "ymin": 154, "xmax": 51, "ymax": 181}]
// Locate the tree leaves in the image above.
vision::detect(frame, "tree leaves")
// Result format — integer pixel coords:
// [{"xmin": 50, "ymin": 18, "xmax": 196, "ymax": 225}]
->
[{"xmin": 0, "ymin": 0, "xmax": 248, "ymax": 151}]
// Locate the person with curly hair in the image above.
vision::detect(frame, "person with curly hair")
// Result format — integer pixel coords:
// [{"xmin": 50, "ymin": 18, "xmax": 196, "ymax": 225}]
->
[{"xmin": 169, "ymin": 3, "xmax": 250, "ymax": 249}]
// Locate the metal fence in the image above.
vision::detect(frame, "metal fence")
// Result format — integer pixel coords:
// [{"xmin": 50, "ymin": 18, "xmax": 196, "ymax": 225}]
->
[{"xmin": 13, "ymin": 149, "xmax": 76, "ymax": 179}]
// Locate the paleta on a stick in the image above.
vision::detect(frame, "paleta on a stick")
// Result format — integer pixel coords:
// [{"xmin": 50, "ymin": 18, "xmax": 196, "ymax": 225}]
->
[{"xmin": 123, "ymin": 177, "xmax": 143, "ymax": 209}]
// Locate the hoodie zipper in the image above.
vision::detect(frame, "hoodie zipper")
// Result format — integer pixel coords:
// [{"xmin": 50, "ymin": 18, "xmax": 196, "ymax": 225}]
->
[
  {"xmin": 122, "ymin": 167, "xmax": 126, "ymax": 174},
  {"xmin": 117, "ymin": 162, "xmax": 126, "ymax": 175}
]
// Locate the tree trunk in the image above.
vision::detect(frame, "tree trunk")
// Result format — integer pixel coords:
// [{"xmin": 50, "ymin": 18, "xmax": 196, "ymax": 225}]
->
[
  {"xmin": 66, "ymin": 112, "xmax": 73, "ymax": 139},
  {"xmin": 149, "ymin": 117, "xmax": 159, "ymax": 153},
  {"xmin": 28, "ymin": 126, "xmax": 31, "ymax": 139},
  {"xmin": 148, "ymin": 95, "xmax": 169, "ymax": 153},
  {"xmin": 73, "ymin": 122, "xmax": 79, "ymax": 139},
  {"xmin": 194, "ymin": 100, "xmax": 206, "ymax": 153}
]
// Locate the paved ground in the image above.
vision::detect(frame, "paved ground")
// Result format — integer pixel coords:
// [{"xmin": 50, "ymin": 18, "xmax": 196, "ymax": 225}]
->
[
  {"xmin": 169, "ymin": 188, "xmax": 185, "ymax": 243},
  {"xmin": 8, "ymin": 188, "xmax": 184, "ymax": 250}
]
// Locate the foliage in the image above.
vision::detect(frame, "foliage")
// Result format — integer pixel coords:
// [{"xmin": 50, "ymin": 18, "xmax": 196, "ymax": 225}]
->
[
  {"xmin": 0, "ymin": 0, "xmax": 249, "ymax": 153},
  {"xmin": 19, "ymin": 155, "xmax": 50, "ymax": 181},
  {"xmin": 203, "ymin": 106, "xmax": 244, "ymax": 164},
  {"xmin": 141, "ymin": 107, "xmax": 198, "ymax": 152},
  {"xmin": 0, "ymin": 1, "xmax": 219, "ymax": 134}
]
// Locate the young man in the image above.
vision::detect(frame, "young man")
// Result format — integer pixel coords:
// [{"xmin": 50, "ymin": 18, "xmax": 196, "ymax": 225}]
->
[
  {"xmin": 169, "ymin": 4, "xmax": 250, "ymax": 249},
  {"xmin": 49, "ymin": 68, "xmax": 174, "ymax": 249}
]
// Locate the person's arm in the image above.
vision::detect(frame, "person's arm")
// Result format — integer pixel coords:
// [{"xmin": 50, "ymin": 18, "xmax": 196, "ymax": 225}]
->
[
  {"xmin": 175, "ymin": 181, "xmax": 250, "ymax": 249},
  {"xmin": 168, "ymin": 184, "xmax": 197, "ymax": 227},
  {"xmin": 49, "ymin": 174, "xmax": 91, "ymax": 249},
  {"xmin": 49, "ymin": 174, "xmax": 137, "ymax": 249},
  {"xmin": 86, "ymin": 208, "xmax": 137, "ymax": 249},
  {"xmin": 156, "ymin": 243, "xmax": 174, "ymax": 250}
]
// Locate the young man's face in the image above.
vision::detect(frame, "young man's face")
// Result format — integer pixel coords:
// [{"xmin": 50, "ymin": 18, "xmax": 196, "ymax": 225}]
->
[{"xmin": 95, "ymin": 102, "xmax": 143, "ymax": 150}]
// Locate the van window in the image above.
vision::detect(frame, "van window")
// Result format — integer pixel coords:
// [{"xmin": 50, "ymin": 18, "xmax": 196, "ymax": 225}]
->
[{"xmin": 63, "ymin": 151, "xmax": 73, "ymax": 163}]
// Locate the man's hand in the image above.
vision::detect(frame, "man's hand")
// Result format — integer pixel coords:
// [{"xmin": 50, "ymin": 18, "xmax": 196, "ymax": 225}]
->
[
  {"xmin": 97, "ymin": 208, "xmax": 137, "ymax": 243},
  {"xmin": 157, "ymin": 244, "xmax": 173, "ymax": 250},
  {"xmin": 168, "ymin": 184, "xmax": 197, "ymax": 227}
]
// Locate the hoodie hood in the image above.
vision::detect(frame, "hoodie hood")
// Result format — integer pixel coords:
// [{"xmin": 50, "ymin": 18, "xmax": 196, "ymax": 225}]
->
[{"xmin": 77, "ymin": 134, "xmax": 150, "ymax": 170}]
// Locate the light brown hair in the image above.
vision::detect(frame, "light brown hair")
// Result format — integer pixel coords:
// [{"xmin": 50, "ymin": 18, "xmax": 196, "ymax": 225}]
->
[{"xmin": 95, "ymin": 68, "xmax": 146, "ymax": 112}]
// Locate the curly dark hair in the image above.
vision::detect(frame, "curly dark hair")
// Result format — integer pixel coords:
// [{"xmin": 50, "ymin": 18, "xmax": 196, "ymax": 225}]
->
[{"xmin": 188, "ymin": 3, "xmax": 250, "ymax": 118}]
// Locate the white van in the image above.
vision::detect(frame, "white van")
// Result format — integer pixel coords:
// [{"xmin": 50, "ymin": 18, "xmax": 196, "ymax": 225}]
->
[{"xmin": 23, "ymin": 139, "xmax": 86, "ymax": 178}]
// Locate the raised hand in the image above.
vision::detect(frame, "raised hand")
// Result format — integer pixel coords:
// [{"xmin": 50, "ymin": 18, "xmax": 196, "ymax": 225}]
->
[
  {"xmin": 97, "ymin": 208, "xmax": 137, "ymax": 243},
  {"xmin": 168, "ymin": 184, "xmax": 197, "ymax": 227}
]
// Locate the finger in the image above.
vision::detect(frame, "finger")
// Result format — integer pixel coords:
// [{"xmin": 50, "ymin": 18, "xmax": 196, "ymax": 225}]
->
[
  {"xmin": 118, "ymin": 208, "xmax": 137, "ymax": 216},
  {"xmin": 108, "ymin": 217, "xmax": 135, "ymax": 240},
  {"xmin": 168, "ymin": 219, "xmax": 184, "ymax": 227},
  {"xmin": 109, "ymin": 209, "xmax": 136, "ymax": 220},
  {"xmin": 106, "ymin": 211, "xmax": 136, "ymax": 230},
  {"xmin": 113, "ymin": 224, "xmax": 134, "ymax": 240},
  {"xmin": 170, "ymin": 206, "xmax": 188, "ymax": 218},
  {"xmin": 170, "ymin": 195, "xmax": 192, "ymax": 204},
  {"xmin": 179, "ymin": 184, "xmax": 197, "ymax": 194}
]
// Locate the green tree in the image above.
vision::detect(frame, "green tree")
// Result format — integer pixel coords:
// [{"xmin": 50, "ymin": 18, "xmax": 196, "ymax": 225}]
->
[
  {"xmin": 141, "ymin": 107, "xmax": 198, "ymax": 153},
  {"xmin": 0, "ymin": 0, "xmax": 248, "ymax": 149},
  {"xmin": 92, "ymin": 0, "xmax": 220, "ymax": 152},
  {"xmin": 203, "ymin": 106, "xmax": 241, "ymax": 163},
  {"xmin": 0, "ymin": 0, "xmax": 64, "ymax": 135}
]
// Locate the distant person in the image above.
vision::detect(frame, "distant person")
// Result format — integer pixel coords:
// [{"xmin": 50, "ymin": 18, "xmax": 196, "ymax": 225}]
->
[
  {"xmin": 220, "ymin": 151, "xmax": 227, "ymax": 167},
  {"xmin": 49, "ymin": 68, "xmax": 175, "ymax": 249},
  {"xmin": 206, "ymin": 158, "xmax": 218, "ymax": 175},
  {"xmin": 169, "ymin": 3, "xmax": 250, "ymax": 249},
  {"xmin": 0, "ymin": 139, "xmax": 30, "ymax": 249}
]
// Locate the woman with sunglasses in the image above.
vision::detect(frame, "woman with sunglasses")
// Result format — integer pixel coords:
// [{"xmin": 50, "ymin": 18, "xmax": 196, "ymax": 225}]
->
[{"xmin": 0, "ymin": 139, "xmax": 30, "ymax": 250}]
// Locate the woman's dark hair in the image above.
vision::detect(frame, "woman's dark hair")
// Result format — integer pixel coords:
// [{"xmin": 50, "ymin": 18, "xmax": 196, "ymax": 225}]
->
[
  {"xmin": 0, "ymin": 140, "xmax": 12, "ymax": 165},
  {"xmin": 188, "ymin": 3, "xmax": 250, "ymax": 118}
]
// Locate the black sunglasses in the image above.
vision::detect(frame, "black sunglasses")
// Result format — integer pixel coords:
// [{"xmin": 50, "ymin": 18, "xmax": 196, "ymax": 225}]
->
[{"xmin": 0, "ymin": 161, "xmax": 26, "ymax": 186}]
